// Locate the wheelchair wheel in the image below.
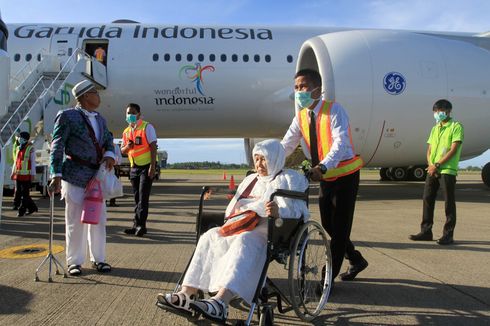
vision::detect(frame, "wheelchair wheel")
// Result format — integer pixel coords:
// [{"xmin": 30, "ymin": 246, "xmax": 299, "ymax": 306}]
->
[
  {"xmin": 288, "ymin": 220, "xmax": 332, "ymax": 321},
  {"xmin": 258, "ymin": 304, "xmax": 274, "ymax": 326}
]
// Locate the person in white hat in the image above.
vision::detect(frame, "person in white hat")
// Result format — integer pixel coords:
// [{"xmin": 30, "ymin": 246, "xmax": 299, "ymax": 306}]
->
[{"xmin": 49, "ymin": 79, "xmax": 116, "ymax": 276}]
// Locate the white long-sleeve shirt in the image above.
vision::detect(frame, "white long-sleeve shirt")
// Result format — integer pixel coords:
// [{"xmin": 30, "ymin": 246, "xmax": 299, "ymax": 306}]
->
[{"xmin": 281, "ymin": 100, "xmax": 355, "ymax": 170}]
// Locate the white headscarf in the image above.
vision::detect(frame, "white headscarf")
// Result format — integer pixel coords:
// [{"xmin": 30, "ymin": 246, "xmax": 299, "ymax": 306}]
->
[{"xmin": 252, "ymin": 139, "xmax": 285, "ymax": 182}]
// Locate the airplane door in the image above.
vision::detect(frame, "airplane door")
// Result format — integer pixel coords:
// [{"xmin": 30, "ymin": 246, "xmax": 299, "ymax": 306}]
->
[{"xmin": 49, "ymin": 34, "xmax": 79, "ymax": 66}]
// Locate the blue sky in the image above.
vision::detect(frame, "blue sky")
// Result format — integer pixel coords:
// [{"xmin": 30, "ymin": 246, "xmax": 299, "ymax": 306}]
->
[{"xmin": 2, "ymin": 0, "xmax": 489, "ymax": 166}]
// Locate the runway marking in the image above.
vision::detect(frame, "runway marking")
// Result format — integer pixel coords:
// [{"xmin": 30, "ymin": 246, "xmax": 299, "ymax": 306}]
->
[{"xmin": 0, "ymin": 244, "xmax": 64, "ymax": 259}]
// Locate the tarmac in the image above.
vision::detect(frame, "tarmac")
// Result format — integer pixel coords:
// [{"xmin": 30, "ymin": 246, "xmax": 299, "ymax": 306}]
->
[{"xmin": 0, "ymin": 170, "xmax": 489, "ymax": 325}]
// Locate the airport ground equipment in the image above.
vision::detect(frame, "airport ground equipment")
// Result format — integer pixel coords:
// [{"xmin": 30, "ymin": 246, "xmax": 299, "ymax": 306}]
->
[
  {"xmin": 34, "ymin": 191, "xmax": 67, "ymax": 282},
  {"xmin": 158, "ymin": 184, "xmax": 333, "ymax": 325}
]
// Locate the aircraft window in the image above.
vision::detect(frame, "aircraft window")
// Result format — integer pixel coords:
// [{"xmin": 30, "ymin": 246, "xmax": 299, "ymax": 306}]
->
[
  {"xmin": 254, "ymin": 54, "xmax": 260, "ymax": 62},
  {"xmin": 68, "ymin": 48, "xmax": 73, "ymax": 56},
  {"xmin": 164, "ymin": 53, "xmax": 170, "ymax": 61},
  {"xmin": 198, "ymin": 54, "xmax": 204, "ymax": 61},
  {"xmin": 187, "ymin": 54, "xmax": 193, "ymax": 62},
  {"xmin": 220, "ymin": 54, "xmax": 227, "ymax": 62},
  {"xmin": 14, "ymin": 53, "xmax": 20, "ymax": 62},
  {"xmin": 26, "ymin": 53, "xmax": 32, "ymax": 62},
  {"xmin": 37, "ymin": 54, "xmax": 42, "ymax": 61},
  {"xmin": 265, "ymin": 55, "xmax": 271, "ymax": 63},
  {"xmin": 243, "ymin": 54, "xmax": 249, "ymax": 62},
  {"xmin": 153, "ymin": 53, "xmax": 159, "ymax": 61},
  {"xmin": 287, "ymin": 55, "xmax": 293, "ymax": 63},
  {"xmin": 232, "ymin": 54, "xmax": 238, "ymax": 62},
  {"xmin": 175, "ymin": 53, "xmax": 182, "ymax": 62},
  {"xmin": 209, "ymin": 54, "xmax": 215, "ymax": 62}
]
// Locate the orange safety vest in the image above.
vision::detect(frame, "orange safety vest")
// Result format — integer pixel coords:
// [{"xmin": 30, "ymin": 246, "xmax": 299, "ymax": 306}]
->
[
  {"xmin": 94, "ymin": 47, "xmax": 105, "ymax": 62},
  {"xmin": 13, "ymin": 144, "xmax": 33, "ymax": 181},
  {"xmin": 297, "ymin": 100, "xmax": 364, "ymax": 181},
  {"xmin": 123, "ymin": 120, "xmax": 152, "ymax": 167}
]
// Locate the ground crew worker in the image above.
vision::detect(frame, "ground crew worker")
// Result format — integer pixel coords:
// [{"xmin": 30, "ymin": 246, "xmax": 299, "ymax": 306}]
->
[
  {"xmin": 12, "ymin": 131, "xmax": 38, "ymax": 216},
  {"xmin": 281, "ymin": 69, "xmax": 368, "ymax": 284},
  {"xmin": 121, "ymin": 103, "xmax": 158, "ymax": 237},
  {"xmin": 410, "ymin": 99, "xmax": 464, "ymax": 245}
]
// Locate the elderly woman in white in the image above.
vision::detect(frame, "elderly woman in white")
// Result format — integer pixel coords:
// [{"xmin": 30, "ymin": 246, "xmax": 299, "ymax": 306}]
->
[{"xmin": 157, "ymin": 139, "xmax": 309, "ymax": 323}]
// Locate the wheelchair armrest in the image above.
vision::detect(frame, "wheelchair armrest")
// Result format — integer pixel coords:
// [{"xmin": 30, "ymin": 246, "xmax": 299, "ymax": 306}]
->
[{"xmin": 269, "ymin": 189, "xmax": 308, "ymax": 202}]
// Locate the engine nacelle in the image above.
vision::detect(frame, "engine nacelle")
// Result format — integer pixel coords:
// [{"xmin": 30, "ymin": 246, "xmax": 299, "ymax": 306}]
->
[{"xmin": 297, "ymin": 30, "xmax": 490, "ymax": 166}]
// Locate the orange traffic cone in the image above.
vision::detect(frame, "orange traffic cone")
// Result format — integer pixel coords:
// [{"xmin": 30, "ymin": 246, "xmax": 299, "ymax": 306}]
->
[
  {"xmin": 223, "ymin": 171, "xmax": 227, "ymax": 180},
  {"xmin": 228, "ymin": 175, "xmax": 236, "ymax": 190}
]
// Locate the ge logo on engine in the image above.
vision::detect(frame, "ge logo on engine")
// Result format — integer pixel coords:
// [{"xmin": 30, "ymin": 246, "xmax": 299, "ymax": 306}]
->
[{"xmin": 383, "ymin": 72, "xmax": 406, "ymax": 95}]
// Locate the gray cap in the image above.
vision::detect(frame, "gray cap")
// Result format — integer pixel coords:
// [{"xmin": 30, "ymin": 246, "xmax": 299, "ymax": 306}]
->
[{"xmin": 72, "ymin": 80, "xmax": 95, "ymax": 98}]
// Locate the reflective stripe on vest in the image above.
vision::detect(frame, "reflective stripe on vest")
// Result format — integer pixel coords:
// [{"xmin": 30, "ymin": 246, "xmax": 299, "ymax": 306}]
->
[
  {"xmin": 15, "ymin": 145, "xmax": 32, "ymax": 177},
  {"xmin": 123, "ymin": 120, "xmax": 151, "ymax": 166},
  {"xmin": 297, "ymin": 100, "xmax": 364, "ymax": 181}
]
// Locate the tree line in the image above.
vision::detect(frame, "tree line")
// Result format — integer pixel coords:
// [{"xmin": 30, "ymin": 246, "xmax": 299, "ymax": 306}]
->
[{"xmin": 167, "ymin": 161, "xmax": 249, "ymax": 169}]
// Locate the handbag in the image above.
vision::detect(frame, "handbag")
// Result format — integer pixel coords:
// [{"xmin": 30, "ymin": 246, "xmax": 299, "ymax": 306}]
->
[
  {"xmin": 218, "ymin": 210, "xmax": 260, "ymax": 237},
  {"xmin": 219, "ymin": 176, "xmax": 260, "ymax": 237}
]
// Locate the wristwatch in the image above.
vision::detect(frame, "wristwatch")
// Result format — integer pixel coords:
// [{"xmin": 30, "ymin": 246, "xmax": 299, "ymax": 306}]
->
[
  {"xmin": 319, "ymin": 164, "xmax": 328, "ymax": 174},
  {"xmin": 435, "ymin": 162, "xmax": 441, "ymax": 169}
]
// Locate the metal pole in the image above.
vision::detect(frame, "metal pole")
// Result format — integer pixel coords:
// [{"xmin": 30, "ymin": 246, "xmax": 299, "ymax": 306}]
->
[{"xmin": 35, "ymin": 191, "xmax": 67, "ymax": 282}]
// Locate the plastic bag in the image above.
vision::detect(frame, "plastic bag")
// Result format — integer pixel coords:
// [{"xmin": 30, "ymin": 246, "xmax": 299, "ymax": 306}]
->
[
  {"xmin": 81, "ymin": 178, "xmax": 103, "ymax": 224},
  {"xmin": 96, "ymin": 162, "xmax": 123, "ymax": 199}
]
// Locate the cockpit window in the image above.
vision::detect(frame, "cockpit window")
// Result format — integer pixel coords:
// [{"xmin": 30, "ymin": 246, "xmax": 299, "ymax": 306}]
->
[{"xmin": 0, "ymin": 18, "xmax": 8, "ymax": 51}]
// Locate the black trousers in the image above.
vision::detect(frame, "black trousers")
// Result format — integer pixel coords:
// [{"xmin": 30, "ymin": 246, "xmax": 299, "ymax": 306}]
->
[
  {"xmin": 319, "ymin": 170, "xmax": 363, "ymax": 279},
  {"xmin": 14, "ymin": 180, "xmax": 37, "ymax": 212},
  {"xmin": 130, "ymin": 164, "xmax": 153, "ymax": 229},
  {"xmin": 421, "ymin": 173, "xmax": 457, "ymax": 237}
]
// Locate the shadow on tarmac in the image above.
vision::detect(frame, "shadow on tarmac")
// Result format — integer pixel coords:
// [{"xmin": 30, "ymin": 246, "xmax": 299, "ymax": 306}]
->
[{"xmin": 0, "ymin": 285, "xmax": 32, "ymax": 315}]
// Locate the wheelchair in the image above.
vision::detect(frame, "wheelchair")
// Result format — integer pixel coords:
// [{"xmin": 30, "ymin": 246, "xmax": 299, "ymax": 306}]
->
[{"xmin": 161, "ymin": 184, "xmax": 333, "ymax": 325}]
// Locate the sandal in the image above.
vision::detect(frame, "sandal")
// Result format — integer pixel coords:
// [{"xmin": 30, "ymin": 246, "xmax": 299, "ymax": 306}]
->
[
  {"xmin": 190, "ymin": 297, "xmax": 228, "ymax": 323},
  {"xmin": 156, "ymin": 292, "xmax": 196, "ymax": 315},
  {"xmin": 93, "ymin": 262, "xmax": 112, "ymax": 273},
  {"xmin": 68, "ymin": 264, "xmax": 82, "ymax": 276}
]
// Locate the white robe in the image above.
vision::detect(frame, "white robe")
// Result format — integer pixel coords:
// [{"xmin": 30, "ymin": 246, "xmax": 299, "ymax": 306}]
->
[{"xmin": 182, "ymin": 169, "xmax": 309, "ymax": 304}]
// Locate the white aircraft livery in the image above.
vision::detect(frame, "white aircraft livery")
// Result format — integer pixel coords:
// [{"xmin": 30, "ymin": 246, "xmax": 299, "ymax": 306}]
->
[{"xmin": 3, "ymin": 21, "xmax": 490, "ymax": 185}]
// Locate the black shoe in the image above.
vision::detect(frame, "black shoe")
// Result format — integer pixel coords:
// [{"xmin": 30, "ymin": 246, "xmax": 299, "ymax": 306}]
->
[
  {"xmin": 409, "ymin": 232, "xmax": 433, "ymax": 241},
  {"xmin": 17, "ymin": 208, "xmax": 26, "ymax": 217},
  {"xmin": 135, "ymin": 226, "xmax": 147, "ymax": 237},
  {"xmin": 437, "ymin": 235, "xmax": 454, "ymax": 245},
  {"xmin": 26, "ymin": 207, "xmax": 38, "ymax": 215},
  {"xmin": 339, "ymin": 258, "xmax": 368, "ymax": 281},
  {"xmin": 124, "ymin": 228, "xmax": 136, "ymax": 235}
]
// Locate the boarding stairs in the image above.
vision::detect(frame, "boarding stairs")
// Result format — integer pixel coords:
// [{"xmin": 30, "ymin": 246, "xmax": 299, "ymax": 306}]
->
[{"xmin": 0, "ymin": 49, "xmax": 107, "ymax": 222}]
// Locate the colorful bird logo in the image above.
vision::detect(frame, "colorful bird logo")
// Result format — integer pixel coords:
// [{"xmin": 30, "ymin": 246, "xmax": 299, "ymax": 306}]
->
[{"xmin": 179, "ymin": 63, "xmax": 215, "ymax": 96}]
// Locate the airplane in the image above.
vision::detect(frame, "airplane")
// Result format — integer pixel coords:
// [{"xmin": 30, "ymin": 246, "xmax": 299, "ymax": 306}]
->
[{"xmin": 1, "ymin": 19, "xmax": 490, "ymax": 189}]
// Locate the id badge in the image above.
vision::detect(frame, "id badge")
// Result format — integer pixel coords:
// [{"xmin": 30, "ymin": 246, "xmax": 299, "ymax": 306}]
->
[{"xmin": 135, "ymin": 136, "xmax": 142, "ymax": 145}]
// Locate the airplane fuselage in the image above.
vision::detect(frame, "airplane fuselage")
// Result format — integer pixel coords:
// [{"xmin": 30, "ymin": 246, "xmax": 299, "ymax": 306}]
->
[{"xmin": 6, "ymin": 23, "xmax": 490, "ymax": 167}]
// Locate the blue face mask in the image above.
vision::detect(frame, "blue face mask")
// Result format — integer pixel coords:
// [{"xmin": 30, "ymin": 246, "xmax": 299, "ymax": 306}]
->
[
  {"xmin": 126, "ymin": 114, "xmax": 138, "ymax": 124},
  {"xmin": 434, "ymin": 111, "xmax": 448, "ymax": 123},
  {"xmin": 295, "ymin": 88, "xmax": 319, "ymax": 108},
  {"xmin": 19, "ymin": 138, "xmax": 28, "ymax": 145}
]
